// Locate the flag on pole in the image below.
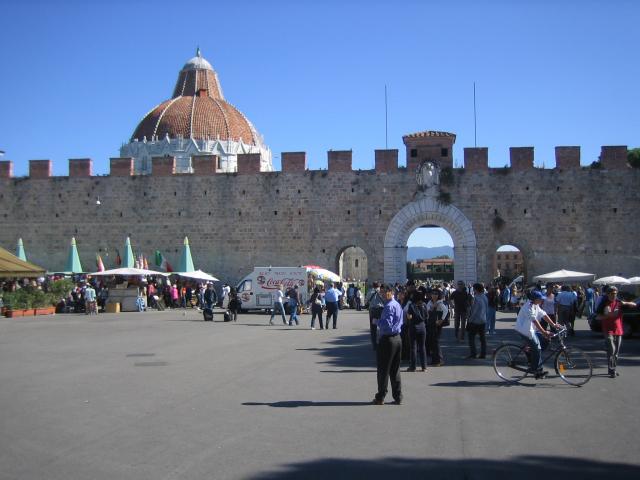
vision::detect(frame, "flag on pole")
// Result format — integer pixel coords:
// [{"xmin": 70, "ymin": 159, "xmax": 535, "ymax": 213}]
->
[
  {"xmin": 154, "ymin": 250, "xmax": 173, "ymax": 272},
  {"xmin": 96, "ymin": 254, "xmax": 105, "ymax": 272},
  {"xmin": 115, "ymin": 249, "xmax": 122, "ymax": 267},
  {"xmin": 143, "ymin": 256, "xmax": 149, "ymax": 270}
]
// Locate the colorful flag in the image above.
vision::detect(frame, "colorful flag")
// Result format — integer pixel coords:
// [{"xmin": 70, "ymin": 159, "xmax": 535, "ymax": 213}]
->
[
  {"xmin": 96, "ymin": 254, "xmax": 105, "ymax": 272},
  {"xmin": 143, "ymin": 256, "xmax": 149, "ymax": 270},
  {"xmin": 154, "ymin": 250, "xmax": 173, "ymax": 272},
  {"xmin": 115, "ymin": 249, "xmax": 122, "ymax": 267}
]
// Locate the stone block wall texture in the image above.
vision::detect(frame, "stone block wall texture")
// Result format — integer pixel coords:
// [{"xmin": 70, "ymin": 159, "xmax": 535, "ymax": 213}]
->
[
  {"xmin": 192, "ymin": 155, "xmax": 218, "ymax": 175},
  {"xmin": 1, "ymin": 165, "xmax": 639, "ymax": 285},
  {"xmin": 555, "ymin": 147, "xmax": 580, "ymax": 170},
  {"xmin": 282, "ymin": 152, "xmax": 307, "ymax": 172},
  {"xmin": 237, "ymin": 153, "xmax": 261, "ymax": 174},
  {"xmin": 29, "ymin": 160, "xmax": 52, "ymax": 178},
  {"xmin": 0, "ymin": 161, "xmax": 13, "ymax": 178},
  {"xmin": 328, "ymin": 151, "xmax": 352, "ymax": 172},
  {"xmin": 600, "ymin": 146, "xmax": 629, "ymax": 169},
  {"xmin": 509, "ymin": 147, "xmax": 534, "ymax": 171},
  {"xmin": 375, "ymin": 149, "xmax": 398, "ymax": 173},
  {"xmin": 69, "ymin": 159, "xmax": 93, "ymax": 177},
  {"xmin": 110, "ymin": 157, "xmax": 134, "ymax": 176},
  {"xmin": 464, "ymin": 148, "xmax": 489, "ymax": 171},
  {"xmin": 152, "ymin": 156, "xmax": 176, "ymax": 176}
]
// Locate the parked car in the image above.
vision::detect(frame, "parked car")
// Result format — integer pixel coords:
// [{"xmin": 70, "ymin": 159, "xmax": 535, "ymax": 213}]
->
[{"xmin": 588, "ymin": 293, "xmax": 640, "ymax": 338}]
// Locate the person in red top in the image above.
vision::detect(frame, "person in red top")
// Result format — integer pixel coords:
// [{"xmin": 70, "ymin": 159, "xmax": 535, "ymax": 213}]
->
[{"xmin": 596, "ymin": 286, "xmax": 637, "ymax": 378}]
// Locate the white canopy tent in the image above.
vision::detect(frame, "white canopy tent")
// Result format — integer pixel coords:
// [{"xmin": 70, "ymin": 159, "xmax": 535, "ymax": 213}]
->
[
  {"xmin": 173, "ymin": 270, "xmax": 220, "ymax": 282},
  {"xmin": 627, "ymin": 277, "xmax": 640, "ymax": 285},
  {"xmin": 533, "ymin": 269, "xmax": 595, "ymax": 282},
  {"xmin": 88, "ymin": 267, "xmax": 168, "ymax": 277},
  {"xmin": 593, "ymin": 276, "xmax": 630, "ymax": 285}
]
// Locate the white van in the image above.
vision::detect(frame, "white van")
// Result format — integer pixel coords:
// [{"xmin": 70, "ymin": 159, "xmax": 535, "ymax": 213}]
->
[{"xmin": 236, "ymin": 267, "xmax": 309, "ymax": 311}]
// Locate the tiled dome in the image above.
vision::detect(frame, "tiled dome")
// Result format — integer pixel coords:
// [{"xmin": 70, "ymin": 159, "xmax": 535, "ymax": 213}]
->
[{"xmin": 131, "ymin": 49, "xmax": 261, "ymax": 146}]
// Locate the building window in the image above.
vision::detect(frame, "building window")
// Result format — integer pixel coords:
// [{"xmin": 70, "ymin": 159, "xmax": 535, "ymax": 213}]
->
[
  {"xmin": 441, "ymin": 148, "xmax": 448, "ymax": 157},
  {"xmin": 355, "ymin": 259, "xmax": 359, "ymax": 268},
  {"xmin": 410, "ymin": 149, "xmax": 418, "ymax": 158},
  {"xmin": 217, "ymin": 157, "xmax": 222, "ymax": 170}
]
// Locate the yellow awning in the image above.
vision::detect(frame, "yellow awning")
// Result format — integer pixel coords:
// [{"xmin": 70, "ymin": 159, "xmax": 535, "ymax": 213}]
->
[{"xmin": 0, "ymin": 246, "xmax": 46, "ymax": 278}]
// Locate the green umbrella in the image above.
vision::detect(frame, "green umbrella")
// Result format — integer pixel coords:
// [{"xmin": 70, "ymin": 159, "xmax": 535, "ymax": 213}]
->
[
  {"xmin": 16, "ymin": 238, "xmax": 27, "ymax": 262},
  {"xmin": 65, "ymin": 237, "xmax": 84, "ymax": 273},
  {"xmin": 122, "ymin": 237, "xmax": 135, "ymax": 268},
  {"xmin": 178, "ymin": 236, "xmax": 195, "ymax": 273}
]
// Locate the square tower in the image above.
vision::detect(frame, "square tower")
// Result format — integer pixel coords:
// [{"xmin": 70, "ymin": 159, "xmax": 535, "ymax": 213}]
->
[{"xmin": 402, "ymin": 131, "xmax": 456, "ymax": 171}]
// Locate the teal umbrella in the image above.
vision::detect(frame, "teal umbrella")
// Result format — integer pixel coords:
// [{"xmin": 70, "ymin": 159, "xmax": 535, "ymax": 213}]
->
[
  {"xmin": 16, "ymin": 238, "xmax": 26, "ymax": 261},
  {"xmin": 122, "ymin": 237, "xmax": 135, "ymax": 268},
  {"xmin": 178, "ymin": 236, "xmax": 195, "ymax": 273},
  {"xmin": 65, "ymin": 237, "xmax": 84, "ymax": 273}
]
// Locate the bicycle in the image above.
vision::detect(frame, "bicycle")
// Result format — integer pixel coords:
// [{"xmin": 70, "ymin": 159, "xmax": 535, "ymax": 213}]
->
[{"xmin": 493, "ymin": 326, "xmax": 592, "ymax": 386}]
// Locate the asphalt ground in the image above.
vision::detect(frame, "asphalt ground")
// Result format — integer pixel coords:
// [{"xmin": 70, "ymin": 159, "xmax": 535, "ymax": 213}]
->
[{"xmin": 1, "ymin": 307, "xmax": 639, "ymax": 480}]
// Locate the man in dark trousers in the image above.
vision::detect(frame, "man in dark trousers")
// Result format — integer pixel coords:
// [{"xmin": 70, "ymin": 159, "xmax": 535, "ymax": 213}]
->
[
  {"xmin": 451, "ymin": 280, "xmax": 472, "ymax": 342},
  {"xmin": 372, "ymin": 284, "xmax": 404, "ymax": 405}
]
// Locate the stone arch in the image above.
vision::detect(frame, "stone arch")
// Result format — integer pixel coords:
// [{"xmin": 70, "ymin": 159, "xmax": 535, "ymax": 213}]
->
[
  {"xmin": 335, "ymin": 245, "xmax": 368, "ymax": 282},
  {"xmin": 383, "ymin": 198, "xmax": 477, "ymax": 284}
]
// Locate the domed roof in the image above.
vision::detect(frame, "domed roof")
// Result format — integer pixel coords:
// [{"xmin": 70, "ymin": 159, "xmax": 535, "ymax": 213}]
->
[{"xmin": 131, "ymin": 49, "xmax": 262, "ymax": 146}]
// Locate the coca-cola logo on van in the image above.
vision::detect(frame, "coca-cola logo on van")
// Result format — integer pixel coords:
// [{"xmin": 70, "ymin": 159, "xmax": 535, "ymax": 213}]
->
[
  {"xmin": 262, "ymin": 277, "xmax": 305, "ymax": 290},
  {"xmin": 241, "ymin": 292, "xmax": 250, "ymax": 302},
  {"xmin": 257, "ymin": 275, "xmax": 266, "ymax": 285}
]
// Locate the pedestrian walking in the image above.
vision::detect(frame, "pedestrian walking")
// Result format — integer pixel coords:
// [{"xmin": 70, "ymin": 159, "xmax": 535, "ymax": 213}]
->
[
  {"xmin": 372, "ymin": 284, "xmax": 403, "ymax": 405},
  {"xmin": 288, "ymin": 285, "xmax": 301, "ymax": 326},
  {"xmin": 269, "ymin": 284, "xmax": 287, "ymax": 325},
  {"xmin": 426, "ymin": 288, "xmax": 448, "ymax": 366},
  {"xmin": 325, "ymin": 282, "xmax": 341, "ymax": 329},
  {"xmin": 406, "ymin": 290, "xmax": 427, "ymax": 372},
  {"xmin": 596, "ymin": 286, "xmax": 638, "ymax": 378},
  {"xmin": 466, "ymin": 283, "xmax": 487, "ymax": 359},
  {"xmin": 451, "ymin": 280, "xmax": 471, "ymax": 341},
  {"xmin": 309, "ymin": 286, "xmax": 324, "ymax": 329}
]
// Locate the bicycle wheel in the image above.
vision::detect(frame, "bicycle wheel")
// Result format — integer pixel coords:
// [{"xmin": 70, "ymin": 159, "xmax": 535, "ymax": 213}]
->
[
  {"xmin": 555, "ymin": 347, "xmax": 593, "ymax": 386},
  {"xmin": 493, "ymin": 343, "xmax": 529, "ymax": 383}
]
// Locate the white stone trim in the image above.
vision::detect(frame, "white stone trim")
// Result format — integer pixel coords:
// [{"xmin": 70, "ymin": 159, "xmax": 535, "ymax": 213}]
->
[{"xmin": 383, "ymin": 200, "xmax": 477, "ymax": 285}]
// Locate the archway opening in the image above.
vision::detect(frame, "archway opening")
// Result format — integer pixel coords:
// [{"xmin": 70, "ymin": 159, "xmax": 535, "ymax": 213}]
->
[
  {"xmin": 494, "ymin": 244, "xmax": 525, "ymax": 285},
  {"xmin": 337, "ymin": 246, "xmax": 368, "ymax": 284},
  {"xmin": 406, "ymin": 226, "xmax": 454, "ymax": 283}
]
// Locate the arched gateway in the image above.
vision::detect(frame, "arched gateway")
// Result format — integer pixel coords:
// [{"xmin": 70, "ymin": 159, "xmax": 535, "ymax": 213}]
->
[{"xmin": 383, "ymin": 197, "xmax": 477, "ymax": 285}]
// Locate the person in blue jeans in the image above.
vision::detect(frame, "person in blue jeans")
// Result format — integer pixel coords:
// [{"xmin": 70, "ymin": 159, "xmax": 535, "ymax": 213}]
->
[{"xmin": 288, "ymin": 285, "xmax": 301, "ymax": 326}]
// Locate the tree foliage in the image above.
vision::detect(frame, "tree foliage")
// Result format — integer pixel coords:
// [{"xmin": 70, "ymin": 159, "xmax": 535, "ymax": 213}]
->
[{"xmin": 629, "ymin": 148, "xmax": 640, "ymax": 168}]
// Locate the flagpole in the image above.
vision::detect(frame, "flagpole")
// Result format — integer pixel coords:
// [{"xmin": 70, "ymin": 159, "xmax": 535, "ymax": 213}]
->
[
  {"xmin": 384, "ymin": 84, "xmax": 388, "ymax": 150},
  {"xmin": 473, "ymin": 82, "xmax": 477, "ymax": 147}
]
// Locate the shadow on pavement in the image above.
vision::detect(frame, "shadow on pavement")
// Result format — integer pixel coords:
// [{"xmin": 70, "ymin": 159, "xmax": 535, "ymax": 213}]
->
[
  {"xmin": 242, "ymin": 401, "xmax": 371, "ymax": 408},
  {"xmin": 246, "ymin": 455, "xmax": 640, "ymax": 480}
]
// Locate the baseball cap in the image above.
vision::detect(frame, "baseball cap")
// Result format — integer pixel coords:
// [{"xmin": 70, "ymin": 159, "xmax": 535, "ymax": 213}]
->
[{"xmin": 530, "ymin": 291, "xmax": 544, "ymax": 300}]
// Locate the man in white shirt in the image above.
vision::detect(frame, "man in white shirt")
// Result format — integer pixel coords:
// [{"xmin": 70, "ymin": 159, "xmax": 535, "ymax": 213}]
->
[
  {"xmin": 269, "ymin": 285, "xmax": 287, "ymax": 325},
  {"xmin": 515, "ymin": 291, "xmax": 560, "ymax": 378}
]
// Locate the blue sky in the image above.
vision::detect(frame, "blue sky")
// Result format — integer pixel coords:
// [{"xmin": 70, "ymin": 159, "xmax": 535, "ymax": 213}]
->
[{"xmin": 1, "ymin": 1, "xmax": 638, "ymax": 196}]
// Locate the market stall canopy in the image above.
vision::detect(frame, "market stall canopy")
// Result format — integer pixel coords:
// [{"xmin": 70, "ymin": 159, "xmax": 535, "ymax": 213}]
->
[
  {"xmin": 303, "ymin": 265, "xmax": 341, "ymax": 283},
  {"xmin": 16, "ymin": 238, "xmax": 27, "ymax": 262},
  {"xmin": 178, "ymin": 237, "xmax": 196, "ymax": 273},
  {"xmin": 173, "ymin": 270, "xmax": 219, "ymax": 282},
  {"xmin": 88, "ymin": 267, "xmax": 168, "ymax": 277},
  {"xmin": 593, "ymin": 276, "xmax": 630, "ymax": 285},
  {"xmin": 627, "ymin": 277, "xmax": 640, "ymax": 285},
  {"xmin": 65, "ymin": 237, "xmax": 84, "ymax": 274},
  {"xmin": 0, "ymin": 246, "xmax": 46, "ymax": 278},
  {"xmin": 533, "ymin": 269, "xmax": 595, "ymax": 282}
]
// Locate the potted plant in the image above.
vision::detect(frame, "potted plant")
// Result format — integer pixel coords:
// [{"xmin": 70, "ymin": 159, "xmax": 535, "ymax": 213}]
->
[{"xmin": 33, "ymin": 290, "xmax": 56, "ymax": 316}]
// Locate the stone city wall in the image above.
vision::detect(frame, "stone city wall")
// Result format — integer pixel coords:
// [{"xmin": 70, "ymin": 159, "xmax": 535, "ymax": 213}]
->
[{"xmin": 0, "ymin": 145, "xmax": 638, "ymax": 285}]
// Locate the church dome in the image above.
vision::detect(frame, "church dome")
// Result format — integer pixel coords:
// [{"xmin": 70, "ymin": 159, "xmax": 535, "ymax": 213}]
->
[{"xmin": 131, "ymin": 49, "xmax": 263, "ymax": 147}]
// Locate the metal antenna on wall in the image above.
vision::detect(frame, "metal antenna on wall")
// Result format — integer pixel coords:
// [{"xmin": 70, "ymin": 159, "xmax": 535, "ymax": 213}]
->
[
  {"xmin": 385, "ymin": 84, "xmax": 388, "ymax": 149},
  {"xmin": 473, "ymin": 82, "xmax": 477, "ymax": 147}
]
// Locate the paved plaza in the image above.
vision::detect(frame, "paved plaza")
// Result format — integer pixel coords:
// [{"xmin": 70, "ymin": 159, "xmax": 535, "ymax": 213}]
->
[{"xmin": 1, "ymin": 308, "xmax": 639, "ymax": 480}]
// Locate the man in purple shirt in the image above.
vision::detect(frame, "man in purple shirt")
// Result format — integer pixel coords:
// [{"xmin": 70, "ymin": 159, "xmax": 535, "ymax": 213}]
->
[{"xmin": 372, "ymin": 284, "xmax": 403, "ymax": 405}]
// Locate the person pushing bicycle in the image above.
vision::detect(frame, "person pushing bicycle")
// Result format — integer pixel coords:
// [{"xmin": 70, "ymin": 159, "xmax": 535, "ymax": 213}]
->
[{"xmin": 514, "ymin": 290, "xmax": 561, "ymax": 378}]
